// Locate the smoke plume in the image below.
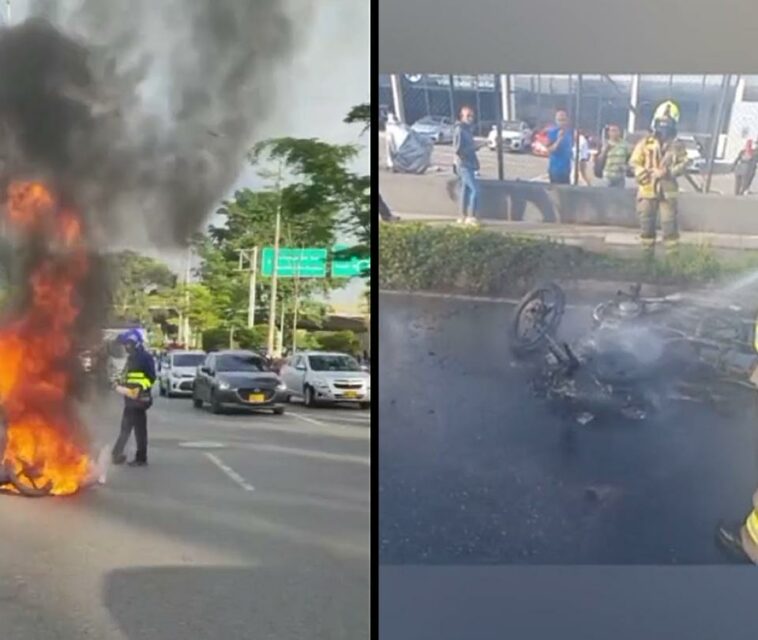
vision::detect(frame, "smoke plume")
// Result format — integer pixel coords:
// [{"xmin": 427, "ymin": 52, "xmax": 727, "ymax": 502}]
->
[{"xmin": 0, "ymin": 0, "xmax": 307, "ymax": 247}]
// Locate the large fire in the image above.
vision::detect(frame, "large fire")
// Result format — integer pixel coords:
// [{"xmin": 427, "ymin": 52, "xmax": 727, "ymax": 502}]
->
[{"xmin": 0, "ymin": 181, "xmax": 92, "ymax": 496}]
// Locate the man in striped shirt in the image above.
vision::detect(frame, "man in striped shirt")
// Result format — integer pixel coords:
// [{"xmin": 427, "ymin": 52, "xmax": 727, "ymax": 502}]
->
[{"xmin": 600, "ymin": 124, "xmax": 630, "ymax": 188}]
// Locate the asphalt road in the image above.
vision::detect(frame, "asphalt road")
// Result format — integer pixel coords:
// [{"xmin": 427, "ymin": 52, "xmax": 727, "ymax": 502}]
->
[
  {"xmin": 379, "ymin": 132, "xmax": 743, "ymax": 194},
  {"xmin": 379, "ymin": 291, "xmax": 758, "ymax": 564},
  {"xmin": 0, "ymin": 393, "xmax": 370, "ymax": 639}
]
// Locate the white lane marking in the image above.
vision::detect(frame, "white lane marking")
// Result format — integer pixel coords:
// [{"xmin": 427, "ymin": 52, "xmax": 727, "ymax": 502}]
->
[
  {"xmin": 240, "ymin": 443, "xmax": 369, "ymax": 466},
  {"xmin": 180, "ymin": 441, "xmax": 226, "ymax": 449},
  {"xmin": 288, "ymin": 412, "xmax": 328, "ymax": 427},
  {"xmin": 204, "ymin": 452, "xmax": 255, "ymax": 492}
]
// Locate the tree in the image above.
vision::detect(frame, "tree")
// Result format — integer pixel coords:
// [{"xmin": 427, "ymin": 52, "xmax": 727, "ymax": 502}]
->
[
  {"xmin": 314, "ymin": 330, "xmax": 361, "ymax": 355},
  {"xmin": 251, "ymin": 130, "xmax": 370, "ymax": 276},
  {"xmin": 106, "ymin": 251, "xmax": 177, "ymax": 326},
  {"xmin": 344, "ymin": 103, "xmax": 370, "ymax": 134},
  {"xmin": 156, "ymin": 282, "xmax": 222, "ymax": 345}
]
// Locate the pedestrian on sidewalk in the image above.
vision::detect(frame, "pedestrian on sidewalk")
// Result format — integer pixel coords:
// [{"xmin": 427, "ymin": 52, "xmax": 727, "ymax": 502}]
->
[
  {"xmin": 598, "ymin": 124, "xmax": 630, "ymax": 188},
  {"xmin": 573, "ymin": 131, "xmax": 592, "ymax": 186},
  {"xmin": 453, "ymin": 105, "xmax": 481, "ymax": 226},
  {"xmin": 111, "ymin": 329, "xmax": 155, "ymax": 467},
  {"xmin": 545, "ymin": 109, "xmax": 573, "ymax": 185},
  {"xmin": 732, "ymin": 139, "xmax": 756, "ymax": 196},
  {"xmin": 378, "ymin": 193, "xmax": 400, "ymax": 222}
]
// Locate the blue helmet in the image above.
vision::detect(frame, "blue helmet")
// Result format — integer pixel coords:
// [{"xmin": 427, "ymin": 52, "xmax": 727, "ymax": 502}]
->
[{"xmin": 116, "ymin": 328, "xmax": 144, "ymax": 347}]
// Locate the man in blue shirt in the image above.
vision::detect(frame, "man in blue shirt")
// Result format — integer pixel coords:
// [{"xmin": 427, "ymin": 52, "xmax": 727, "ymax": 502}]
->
[{"xmin": 546, "ymin": 109, "xmax": 573, "ymax": 185}]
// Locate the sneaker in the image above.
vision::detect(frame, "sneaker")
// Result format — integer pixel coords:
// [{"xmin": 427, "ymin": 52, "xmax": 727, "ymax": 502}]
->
[
  {"xmin": 715, "ymin": 521, "xmax": 752, "ymax": 563},
  {"xmin": 465, "ymin": 217, "xmax": 480, "ymax": 227},
  {"xmin": 456, "ymin": 217, "xmax": 467, "ymax": 224},
  {"xmin": 127, "ymin": 459, "xmax": 148, "ymax": 467},
  {"xmin": 111, "ymin": 454, "xmax": 127, "ymax": 465}
]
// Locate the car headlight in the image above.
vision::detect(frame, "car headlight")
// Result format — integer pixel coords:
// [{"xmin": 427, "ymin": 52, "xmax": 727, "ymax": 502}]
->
[
  {"xmin": 217, "ymin": 381, "xmax": 230, "ymax": 390},
  {"xmin": 276, "ymin": 382, "xmax": 287, "ymax": 391},
  {"xmin": 313, "ymin": 380, "xmax": 330, "ymax": 389}
]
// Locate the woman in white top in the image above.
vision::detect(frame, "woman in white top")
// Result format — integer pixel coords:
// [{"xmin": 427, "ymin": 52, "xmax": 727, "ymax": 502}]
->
[{"xmin": 572, "ymin": 132, "xmax": 592, "ymax": 186}]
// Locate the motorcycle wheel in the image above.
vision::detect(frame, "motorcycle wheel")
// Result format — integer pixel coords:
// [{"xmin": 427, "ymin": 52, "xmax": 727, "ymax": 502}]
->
[{"xmin": 511, "ymin": 282, "xmax": 566, "ymax": 356}]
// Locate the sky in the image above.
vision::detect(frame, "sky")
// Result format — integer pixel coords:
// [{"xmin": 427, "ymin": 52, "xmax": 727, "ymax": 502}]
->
[{"xmin": 7, "ymin": 0, "xmax": 370, "ymax": 310}]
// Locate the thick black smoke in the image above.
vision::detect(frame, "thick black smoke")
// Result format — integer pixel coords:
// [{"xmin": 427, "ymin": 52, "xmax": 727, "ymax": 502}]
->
[{"xmin": 0, "ymin": 0, "xmax": 303, "ymax": 247}]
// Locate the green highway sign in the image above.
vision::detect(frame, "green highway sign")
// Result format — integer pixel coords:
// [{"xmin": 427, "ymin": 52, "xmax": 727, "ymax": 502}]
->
[
  {"xmin": 261, "ymin": 247, "xmax": 327, "ymax": 277},
  {"xmin": 332, "ymin": 245, "xmax": 370, "ymax": 278}
]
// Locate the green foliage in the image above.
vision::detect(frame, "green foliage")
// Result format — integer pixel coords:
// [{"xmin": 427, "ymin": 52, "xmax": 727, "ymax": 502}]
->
[
  {"xmin": 201, "ymin": 327, "xmax": 231, "ymax": 352},
  {"xmin": 312, "ymin": 330, "xmax": 361, "ymax": 355},
  {"xmin": 235, "ymin": 326, "xmax": 269, "ymax": 350},
  {"xmin": 344, "ymin": 103, "xmax": 370, "ymax": 134},
  {"xmin": 251, "ymin": 128, "xmax": 370, "ymax": 275},
  {"xmin": 379, "ymin": 223, "xmax": 750, "ymax": 296},
  {"xmin": 106, "ymin": 250, "xmax": 177, "ymax": 325}
]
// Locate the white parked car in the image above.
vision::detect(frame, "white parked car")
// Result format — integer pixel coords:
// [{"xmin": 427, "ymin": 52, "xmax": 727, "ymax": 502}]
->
[
  {"xmin": 280, "ymin": 351, "xmax": 371, "ymax": 409},
  {"xmin": 159, "ymin": 349, "xmax": 206, "ymax": 398},
  {"xmin": 487, "ymin": 120, "xmax": 533, "ymax": 153}
]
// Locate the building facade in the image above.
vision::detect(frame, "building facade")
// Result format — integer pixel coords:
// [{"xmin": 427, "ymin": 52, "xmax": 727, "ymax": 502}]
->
[{"xmin": 380, "ymin": 74, "xmax": 746, "ymax": 159}]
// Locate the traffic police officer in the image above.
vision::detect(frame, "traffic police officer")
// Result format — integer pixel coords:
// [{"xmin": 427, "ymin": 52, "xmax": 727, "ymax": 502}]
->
[{"xmin": 111, "ymin": 328, "xmax": 155, "ymax": 467}]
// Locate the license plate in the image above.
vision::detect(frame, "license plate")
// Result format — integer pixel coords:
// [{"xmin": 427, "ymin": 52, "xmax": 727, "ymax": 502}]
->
[
  {"xmin": 343, "ymin": 390, "xmax": 358, "ymax": 398},
  {"xmin": 248, "ymin": 393, "xmax": 265, "ymax": 403}
]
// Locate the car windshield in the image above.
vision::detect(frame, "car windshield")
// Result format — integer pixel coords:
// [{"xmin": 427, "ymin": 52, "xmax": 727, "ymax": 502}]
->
[
  {"xmin": 308, "ymin": 355, "xmax": 362, "ymax": 372},
  {"xmin": 216, "ymin": 354, "xmax": 268, "ymax": 372},
  {"xmin": 503, "ymin": 121, "xmax": 522, "ymax": 129},
  {"xmin": 173, "ymin": 353, "xmax": 205, "ymax": 367},
  {"xmin": 416, "ymin": 116, "xmax": 441, "ymax": 125}
]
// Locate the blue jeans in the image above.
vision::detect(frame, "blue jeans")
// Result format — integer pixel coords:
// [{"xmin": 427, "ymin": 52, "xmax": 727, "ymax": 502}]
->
[{"xmin": 458, "ymin": 166, "xmax": 480, "ymax": 216}]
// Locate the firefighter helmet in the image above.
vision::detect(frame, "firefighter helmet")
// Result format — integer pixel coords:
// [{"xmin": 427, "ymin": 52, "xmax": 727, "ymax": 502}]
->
[{"xmin": 652, "ymin": 100, "xmax": 680, "ymax": 126}]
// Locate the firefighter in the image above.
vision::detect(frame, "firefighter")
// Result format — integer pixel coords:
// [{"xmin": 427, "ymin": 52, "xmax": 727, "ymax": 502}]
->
[
  {"xmin": 716, "ymin": 491, "xmax": 758, "ymax": 564},
  {"xmin": 629, "ymin": 101, "xmax": 688, "ymax": 257},
  {"xmin": 111, "ymin": 328, "xmax": 155, "ymax": 467}
]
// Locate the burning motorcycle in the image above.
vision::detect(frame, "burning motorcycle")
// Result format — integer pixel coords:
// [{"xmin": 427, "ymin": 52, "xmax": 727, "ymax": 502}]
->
[{"xmin": 511, "ymin": 282, "xmax": 758, "ymax": 422}]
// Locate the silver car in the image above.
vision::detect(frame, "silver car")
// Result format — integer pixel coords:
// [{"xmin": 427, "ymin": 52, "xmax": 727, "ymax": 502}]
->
[
  {"xmin": 487, "ymin": 120, "xmax": 533, "ymax": 152},
  {"xmin": 411, "ymin": 115, "xmax": 454, "ymax": 144},
  {"xmin": 280, "ymin": 351, "xmax": 371, "ymax": 409},
  {"xmin": 159, "ymin": 349, "xmax": 206, "ymax": 398}
]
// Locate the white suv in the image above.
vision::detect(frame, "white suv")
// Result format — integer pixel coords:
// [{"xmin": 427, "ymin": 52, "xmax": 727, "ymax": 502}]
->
[
  {"xmin": 280, "ymin": 351, "xmax": 370, "ymax": 409},
  {"xmin": 159, "ymin": 350, "xmax": 206, "ymax": 398}
]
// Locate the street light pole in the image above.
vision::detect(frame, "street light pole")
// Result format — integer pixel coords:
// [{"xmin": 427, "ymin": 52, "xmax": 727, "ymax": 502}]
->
[
  {"xmin": 247, "ymin": 247, "xmax": 258, "ymax": 328},
  {"xmin": 266, "ymin": 164, "xmax": 283, "ymax": 357},
  {"xmin": 291, "ymin": 247, "xmax": 302, "ymax": 354}
]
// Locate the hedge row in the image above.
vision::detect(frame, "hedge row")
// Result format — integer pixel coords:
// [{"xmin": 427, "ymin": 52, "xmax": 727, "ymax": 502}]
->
[{"xmin": 379, "ymin": 223, "xmax": 741, "ymax": 297}]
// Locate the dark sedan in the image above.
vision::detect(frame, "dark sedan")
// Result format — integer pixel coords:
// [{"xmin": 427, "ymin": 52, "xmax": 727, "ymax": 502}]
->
[{"xmin": 192, "ymin": 350, "xmax": 288, "ymax": 415}]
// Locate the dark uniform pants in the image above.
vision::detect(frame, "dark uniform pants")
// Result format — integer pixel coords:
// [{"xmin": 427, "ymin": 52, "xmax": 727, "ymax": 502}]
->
[{"xmin": 112, "ymin": 406, "xmax": 148, "ymax": 462}]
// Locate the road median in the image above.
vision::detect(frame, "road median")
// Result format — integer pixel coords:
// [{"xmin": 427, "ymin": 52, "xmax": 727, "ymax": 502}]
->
[{"xmin": 380, "ymin": 221, "xmax": 758, "ymax": 300}]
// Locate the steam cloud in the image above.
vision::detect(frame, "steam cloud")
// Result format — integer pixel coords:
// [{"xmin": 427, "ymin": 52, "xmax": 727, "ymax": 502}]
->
[{"xmin": 0, "ymin": 0, "xmax": 308, "ymax": 247}]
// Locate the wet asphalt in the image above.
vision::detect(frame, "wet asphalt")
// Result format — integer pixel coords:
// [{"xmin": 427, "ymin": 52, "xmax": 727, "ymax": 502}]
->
[{"xmin": 379, "ymin": 292, "xmax": 758, "ymax": 564}]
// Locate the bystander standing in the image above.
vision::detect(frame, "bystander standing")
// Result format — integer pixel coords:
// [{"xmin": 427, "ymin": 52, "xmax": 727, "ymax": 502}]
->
[
  {"xmin": 599, "ymin": 124, "xmax": 631, "ymax": 188},
  {"xmin": 545, "ymin": 109, "xmax": 573, "ymax": 185},
  {"xmin": 453, "ymin": 105, "xmax": 481, "ymax": 225},
  {"xmin": 733, "ymin": 139, "xmax": 757, "ymax": 196}
]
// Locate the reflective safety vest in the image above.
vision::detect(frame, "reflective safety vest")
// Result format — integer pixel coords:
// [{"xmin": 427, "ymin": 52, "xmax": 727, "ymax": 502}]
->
[{"xmin": 124, "ymin": 371, "xmax": 152, "ymax": 390}]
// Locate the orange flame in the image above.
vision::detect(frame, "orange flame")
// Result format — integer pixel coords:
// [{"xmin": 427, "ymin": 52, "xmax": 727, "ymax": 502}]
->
[{"xmin": 0, "ymin": 181, "xmax": 91, "ymax": 495}]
